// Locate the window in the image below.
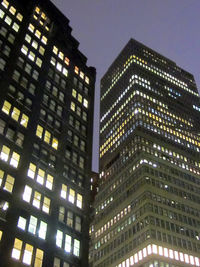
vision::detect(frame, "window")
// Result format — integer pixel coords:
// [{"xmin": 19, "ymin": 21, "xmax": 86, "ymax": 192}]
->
[
  {"xmin": 56, "ymin": 230, "xmax": 63, "ymax": 248},
  {"xmin": 37, "ymin": 169, "xmax": 45, "ymax": 185},
  {"xmin": 52, "ymin": 138, "xmax": 58, "ymax": 150},
  {"xmin": 1, "ymin": 145, "xmax": 10, "ymax": 161},
  {"xmin": 11, "ymin": 107, "xmax": 19, "ymax": 121},
  {"xmin": 46, "ymin": 174, "xmax": 53, "ymax": 190},
  {"xmin": 70, "ymin": 102, "xmax": 75, "ymax": 111},
  {"xmin": 67, "ymin": 211, "xmax": 73, "ymax": 227},
  {"xmin": 58, "ymin": 206, "xmax": 65, "ymax": 222},
  {"xmin": 2, "ymin": 100, "xmax": 11, "ymax": 115},
  {"xmin": 0, "ymin": 230, "xmax": 2, "ymax": 241},
  {"xmin": 28, "ymin": 216, "xmax": 37, "ymax": 235},
  {"xmin": 75, "ymin": 216, "xmax": 81, "ymax": 232},
  {"xmin": 54, "ymin": 258, "xmax": 60, "ymax": 267},
  {"xmin": 38, "ymin": 221, "xmax": 47, "ymax": 239},
  {"xmin": 34, "ymin": 249, "xmax": 43, "ymax": 267},
  {"xmin": 23, "ymin": 185, "xmax": 32, "ymax": 203},
  {"xmin": 0, "ymin": 170, "xmax": 3, "ymax": 187},
  {"xmin": 17, "ymin": 216, "xmax": 26, "ymax": 231},
  {"xmin": 83, "ymin": 99, "xmax": 88, "ymax": 108},
  {"xmin": 0, "ymin": 58, "xmax": 6, "ymax": 70},
  {"xmin": 76, "ymin": 194, "xmax": 82, "ymax": 209},
  {"xmin": 33, "ymin": 191, "xmax": 41, "ymax": 209},
  {"xmin": 65, "ymin": 235, "xmax": 71, "ymax": 253},
  {"xmin": 28, "ymin": 163, "xmax": 36, "ymax": 179},
  {"xmin": 42, "ymin": 197, "xmax": 50, "ymax": 214},
  {"xmin": 61, "ymin": 184, "xmax": 67, "ymax": 199},
  {"xmin": 36, "ymin": 125, "xmax": 43, "ymax": 138},
  {"xmin": 69, "ymin": 189, "xmax": 75, "ymax": 204},
  {"xmin": 10, "ymin": 152, "xmax": 20, "ymax": 168},
  {"xmin": 73, "ymin": 239, "xmax": 80, "ymax": 257},
  {"xmin": 22, "ymin": 243, "xmax": 33, "ymax": 265},
  {"xmin": 3, "ymin": 174, "xmax": 15, "ymax": 192},
  {"xmin": 20, "ymin": 114, "xmax": 29, "ymax": 128},
  {"xmin": 12, "ymin": 238, "xmax": 22, "ymax": 260}
]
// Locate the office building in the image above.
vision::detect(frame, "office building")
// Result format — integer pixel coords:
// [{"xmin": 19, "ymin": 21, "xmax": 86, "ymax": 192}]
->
[
  {"xmin": 91, "ymin": 39, "xmax": 200, "ymax": 267},
  {"xmin": 0, "ymin": 0, "xmax": 95, "ymax": 266}
]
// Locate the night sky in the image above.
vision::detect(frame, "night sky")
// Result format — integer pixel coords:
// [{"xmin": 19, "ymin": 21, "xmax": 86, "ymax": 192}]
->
[{"xmin": 51, "ymin": 0, "xmax": 200, "ymax": 172}]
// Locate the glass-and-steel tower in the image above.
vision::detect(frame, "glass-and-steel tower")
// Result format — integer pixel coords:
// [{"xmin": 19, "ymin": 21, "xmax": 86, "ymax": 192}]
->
[
  {"xmin": 91, "ymin": 39, "xmax": 200, "ymax": 267},
  {"xmin": 0, "ymin": 0, "xmax": 95, "ymax": 266}
]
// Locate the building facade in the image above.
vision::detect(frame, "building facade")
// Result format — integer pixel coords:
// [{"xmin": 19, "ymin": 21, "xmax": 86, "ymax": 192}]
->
[
  {"xmin": 91, "ymin": 39, "xmax": 200, "ymax": 267},
  {"xmin": 0, "ymin": 0, "xmax": 95, "ymax": 266}
]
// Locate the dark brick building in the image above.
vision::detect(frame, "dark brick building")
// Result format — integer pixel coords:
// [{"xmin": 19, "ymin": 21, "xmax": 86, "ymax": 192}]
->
[{"xmin": 0, "ymin": 0, "xmax": 95, "ymax": 266}]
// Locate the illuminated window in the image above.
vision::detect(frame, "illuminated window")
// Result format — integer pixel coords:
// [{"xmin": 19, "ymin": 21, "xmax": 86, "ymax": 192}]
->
[
  {"xmin": 61, "ymin": 184, "xmax": 69, "ymax": 201},
  {"xmin": 74, "ymin": 66, "xmax": 79, "ymax": 74},
  {"xmin": 38, "ymin": 221, "xmax": 47, "ymax": 240},
  {"xmin": 28, "ymin": 23, "xmax": 35, "ymax": 33},
  {"xmin": 20, "ymin": 114, "xmax": 29, "ymax": 128},
  {"xmin": 42, "ymin": 197, "xmax": 50, "ymax": 213},
  {"xmin": 12, "ymin": 238, "xmax": 22, "ymax": 260},
  {"xmin": 80, "ymin": 71, "xmax": 84, "ymax": 79},
  {"xmin": 0, "ymin": 9, "xmax": 5, "ymax": 19},
  {"xmin": 2, "ymin": 0, "xmax": 9, "ymax": 9},
  {"xmin": 0, "ymin": 230, "xmax": 2, "ymax": 241},
  {"xmin": 69, "ymin": 189, "xmax": 75, "ymax": 204},
  {"xmin": 21, "ymin": 45, "xmax": 28, "ymax": 55},
  {"xmin": 9, "ymin": 6, "xmax": 16, "ymax": 15},
  {"xmin": 53, "ymin": 46, "xmax": 58, "ymax": 55},
  {"xmin": 5, "ymin": 15, "xmax": 12, "ymax": 25},
  {"xmin": 72, "ymin": 89, "xmax": 77, "ymax": 98},
  {"xmin": 11, "ymin": 107, "xmax": 20, "ymax": 121},
  {"xmin": 85, "ymin": 76, "xmax": 89, "ymax": 84},
  {"xmin": 22, "ymin": 243, "xmax": 33, "ymax": 265},
  {"xmin": 17, "ymin": 216, "xmax": 26, "ymax": 230},
  {"xmin": 1, "ymin": 145, "xmax": 10, "ymax": 162},
  {"xmin": 35, "ymin": 30, "xmax": 41, "ymax": 39},
  {"xmin": 39, "ymin": 46, "xmax": 45, "ymax": 56},
  {"xmin": 56, "ymin": 230, "xmax": 63, "ymax": 248},
  {"xmin": 44, "ymin": 130, "xmax": 51, "ymax": 144},
  {"xmin": 78, "ymin": 94, "xmax": 82, "ymax": 103},
  {"xmin": 41, "ymin": 36, "xmax": 47, "ymax": 45},
  {"xmin": 83, "ymin": 99, "xmax": 88, "ymax": 108},
  {"xmin": 0, "ymin": 170, "xmax": 4, "ymax": 186},
  {"xmin": 76, "ymin": 194, "xmax": 82, "ymax": 209},
  {"xmin": 36, "ymin": 125, "xmax": 43, "ymax": 138},
  {"xmin": 16, "ymin": 13, "xmax": 23, "ymax": 22},
  {"xmin": 34, "ymin": 249, "xmax": 43, "ymax": 267},
  {"xmin": 10, "ymin": 152, "xmax": 20, "ymax": 168},
  {"xmin": 27, "ymin": 163, "xmax": 36, "ymax": 179},
  {"xmin": 36, "ymin": 169, "xmax": 45, "ymax": 185},
  {"xmin": 3, "ymin": 174, "xmax": 14, "ymax": 192},
  {"xmin": 58, "ymin": 51, "xmax": 64, "ymax": 60},
  {"xmin": 2, "ymin": 100, "xmax": 11, "ymax": 115},
  {"xmin": 28, "ymin": 216, "xmax": 37, "ymax": 234},
  {"xmin": 23, "ymin": 185, "xmax": 32, "ymax": 203},
  {"xmin": 46, "ymin": 174, "xmax": 53, "ymax": 190},
  {"xmin": 65, "ymin": 57, "xmax": 69, "ymax": 65},
  {"xmin": 36, "ymin": 58, "xmax": 42, "ymax": 67},
  {"xmin": 52, "ymin": 138, "xmax": 58, "ymax": 150},
  {"xmin": 65, "ymin": 235, "xmax": 71, "ymax": 253},
  {"xmin": 33, "ymin": 191, "xmax": 41, "ymax": 209},
  {"xmin": 63, "ymin": 68, "xmax": 68, "ymax": 77},
  {"xmin": 73, "ymin": 239, "xmax": 80, "ymax": 257}
]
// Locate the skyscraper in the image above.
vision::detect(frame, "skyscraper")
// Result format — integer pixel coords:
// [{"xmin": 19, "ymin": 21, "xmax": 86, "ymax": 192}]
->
[
  {"xmin": 0, "ymin": 0, "xmax": 95, "ymax": 266},
  {"xmin": 91, "ymin": 39, "xmax": 200, "ymax": 267}
]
